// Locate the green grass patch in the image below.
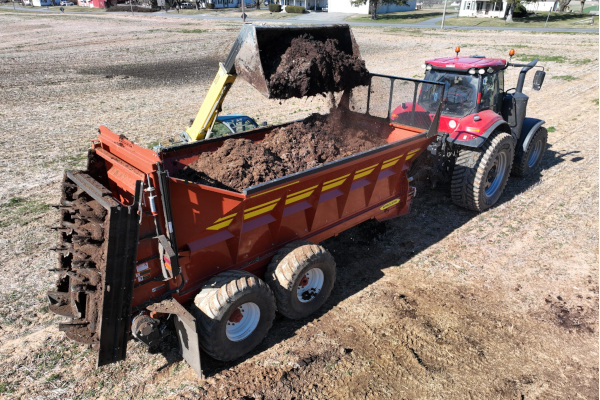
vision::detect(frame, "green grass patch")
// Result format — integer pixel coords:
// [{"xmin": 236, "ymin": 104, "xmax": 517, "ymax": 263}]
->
[
  {"xmin": 42, "ymin": 152, "xmax": 87, "ymax": 168},
  {"xmin": 547, "ymin": 126, "xmax": 556, "ymax": 132},
  {"xmin": 0, "ymin": 383, "xmax": 14, "ymax": 394},
  {"xmin": 441, "ymin": 12, "xmax": 599, "ymax": 28},
  {"xmin": 515, "ymin": 54, "xmax": 567, "ymax": 63},
  {"xmin": 347, "ymin": 10, "xmax": 457, "ymax": 24},
  {"xmin": 0, "ymin": 197, "xmax": 52, "ymax": 228},
  {"xmin": 552, "ymin": 75, "xmax": 579, "ymax": 81},
  {"xmin": 593, "ymin": 99, "xmax": 599, "ymax": 106},
  {"xmin": 179, "ymin": 28, "xmax": 208, "ymax": 33},
  {"xmin": 572, "ymin": 58, "xmax": 594, "ymax": 65}
]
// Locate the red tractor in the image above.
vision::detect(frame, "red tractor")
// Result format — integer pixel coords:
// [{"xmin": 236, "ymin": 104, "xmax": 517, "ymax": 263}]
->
[{"xmin": 393, "ymin": 47, "xmax": 547, "ymax": 211}]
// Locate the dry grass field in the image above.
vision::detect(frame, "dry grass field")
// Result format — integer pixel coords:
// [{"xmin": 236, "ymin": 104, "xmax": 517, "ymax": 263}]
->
[{"xmin": 0, "ymin": 11, "xmax": 598, "ymax": 400}]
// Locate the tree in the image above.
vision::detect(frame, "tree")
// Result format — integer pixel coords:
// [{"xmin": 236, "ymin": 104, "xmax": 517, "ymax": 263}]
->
[
  {"xmin": 580, "ymin": 0, "xmax": 585, "ymax": 13},
  {"xmin": 351, "ymin": 0, "xmax": 408, "ymax": 20},
  {"xmin": 558, "ymin": 0, "xmax": 570, "ymax": 12}
]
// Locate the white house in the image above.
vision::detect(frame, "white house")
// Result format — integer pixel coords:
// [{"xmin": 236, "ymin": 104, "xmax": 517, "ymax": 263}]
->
[
  {"xmin": 522, "ymin": 0, "xmax": 558, "ymax": 12},
  {"xmin": 32, "ymin": 0, "xmax": 56, "ymax": 5},
  {"xmin": 328, "ymin": 0, "xmax": 416, "ymax": 14},
  {"xmin": 458, "ymin": 0, "xmax": 506, "ymax": 17}
]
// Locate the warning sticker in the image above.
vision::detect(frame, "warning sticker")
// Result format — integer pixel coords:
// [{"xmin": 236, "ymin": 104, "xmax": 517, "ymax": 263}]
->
[{"xmin": 135, "ymin": 262, "xmax": 151, "ymax": 283}]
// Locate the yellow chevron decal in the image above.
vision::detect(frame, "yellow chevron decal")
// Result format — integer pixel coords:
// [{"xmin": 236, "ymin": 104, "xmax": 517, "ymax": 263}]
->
[
  {"xmin": 244, "ymin": 198, "xmax": 281, "ymax": 220},
  {"xmin": 382, "ymin": 154, "xmax": 404, "ymax": 169},
  {"xmin": 249, "ymin": 181, "xmax": 299, "ymax": 198},
  {"xmin": 405, "ymin": 148, "xmax": 421, "ymax": 161},
  {"xmin": 207, "ymin": 213, "xmax": 237, "ymax": 231},
  {"xmin": 322, "ymin": 174, "xmax": 350, "ymax": 191},
  {"xmin": 354, "ymin": 163, "xmax": 378, "ymax": 180},
  {"xmin": 285, "ymin": 185, "xmax": 318, "ymax": 205}
]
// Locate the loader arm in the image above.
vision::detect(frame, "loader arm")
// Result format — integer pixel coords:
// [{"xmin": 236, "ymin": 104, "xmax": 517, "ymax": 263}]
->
[{"xmin": 185, "ymin": 63, "xmax": 236, "ymax": 141}]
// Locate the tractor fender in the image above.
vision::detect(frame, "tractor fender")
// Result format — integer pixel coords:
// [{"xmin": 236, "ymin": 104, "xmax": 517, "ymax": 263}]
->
[
  {"xmin": 447, "ymin": 118, "xmax": 511, "ymax": 149},
  {"xmin": 519, "ymin": 117, "xmax": 546, "ymax": 153}
]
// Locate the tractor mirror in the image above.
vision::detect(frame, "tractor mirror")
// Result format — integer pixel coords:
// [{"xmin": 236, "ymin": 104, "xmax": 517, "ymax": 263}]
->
[{"xmin": 533, "ymin": 70, "xmax": 545, "ymax": 91}]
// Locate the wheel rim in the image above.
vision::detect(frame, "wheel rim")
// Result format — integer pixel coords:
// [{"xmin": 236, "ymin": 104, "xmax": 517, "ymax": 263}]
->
[
  {"xmin": 484, "ymin": 151, "xmax": 508, "ymax": 197},
  {"xmin": 297, "ymin": 268, "xmax": 325, "ymax": 303},
  {"xmin": 527, "ymin": 138, "xmax": 543, "ymax": 168},
  {"xmin": 226, "ymin": 302, "xmax": 260, "ymax": 342}
]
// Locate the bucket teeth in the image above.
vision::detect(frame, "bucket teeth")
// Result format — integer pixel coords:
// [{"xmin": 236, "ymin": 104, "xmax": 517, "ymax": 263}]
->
[
  {"xmin": 51, "ymin": 227, "xmax": 73, "ymax": 233},
  {"xmin": 51, "ymin": 243, "xmax": 73, "ymax": 251},
  {"xmin": 62, "ymin": 182, "xmax": 77, "ymax": 190},
  {"xmin": 51, "ymin": 174, "xmax": 108, "ymax": 347}
]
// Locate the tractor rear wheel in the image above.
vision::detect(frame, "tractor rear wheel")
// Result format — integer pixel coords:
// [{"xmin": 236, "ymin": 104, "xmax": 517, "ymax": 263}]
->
[
  {"xmin": 266, "ymin": 241, "xmax": 336, "ymax": 320},
  {"xmin": 512, "ymin": 127, "xmax": 547, "ymax": 177},
  {"xmin": 451, "ymin": 132, "xmax": 515, "ymax": 212},
  {"xmin": 192, "ymin": 270, "xmax": 276, "ymax": 362}
]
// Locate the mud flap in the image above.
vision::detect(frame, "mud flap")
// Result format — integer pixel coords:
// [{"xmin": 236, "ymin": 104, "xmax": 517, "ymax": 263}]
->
[
  {"xmin": 174, "ymin": 314, "xmax": 203, "ymax": 378},
  {"xmin": 147, "ymin": 299, "xmax": 203, "ymax": 377}
]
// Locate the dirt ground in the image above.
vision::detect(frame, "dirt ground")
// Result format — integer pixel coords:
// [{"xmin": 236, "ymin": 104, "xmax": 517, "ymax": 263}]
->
[{"xmin": 0, "ymin": 11, "xmax": 598, "ymax": 400}]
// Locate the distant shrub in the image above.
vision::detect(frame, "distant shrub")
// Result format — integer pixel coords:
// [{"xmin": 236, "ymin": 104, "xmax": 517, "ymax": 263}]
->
[
  {"xmin": 206, "ymin": 2, "xmax": 214, "ymax": 8},
  {"xmin": 512, "ymin": 3, "xmax": 527, "ymax": 17},
  {"xmin": 285, "ymin": 4, "xmax": 304, "ymax": 12},
  {"xmin": 268, "ymin": 3, "xmax": 280, "ymax": 11}
]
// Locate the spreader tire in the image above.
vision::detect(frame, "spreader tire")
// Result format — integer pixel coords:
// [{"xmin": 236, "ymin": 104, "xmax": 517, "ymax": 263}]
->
[
  {"xmin": 451, "ymin": 132, "xmax": 514, "ymax": 212},
  {"xmin": 266, "ymin": 241, "xmax": 336, "ymax": 320},
  {"xmin": 191, "ymin": 270, "xmax": 276, "ymax": 362},
  {"xmin": 512, "ymin": 127, "xmax": 547, "ymax": 177}
]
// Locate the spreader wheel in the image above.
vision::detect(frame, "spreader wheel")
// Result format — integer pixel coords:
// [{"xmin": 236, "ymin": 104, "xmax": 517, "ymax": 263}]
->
[
  {"xmin": 451, "ymin": 132, "xmax": 515, "ymax": 212},
  {"xmin": 267, "ymin": 241, "xmax": 336, "ymax": 320},
  {"xmin": 191, "ymin": 270, "xmax": 276, "ymax": 362},
  {"xmin": 512, "ymin": 127, "xmax": 547, "ymax": 177}
]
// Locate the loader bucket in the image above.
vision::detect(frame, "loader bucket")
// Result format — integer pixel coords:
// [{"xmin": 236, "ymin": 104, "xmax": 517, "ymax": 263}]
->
[{"xmin": 226, "ymin": 24, "xmax": 361, "ymax": 98}]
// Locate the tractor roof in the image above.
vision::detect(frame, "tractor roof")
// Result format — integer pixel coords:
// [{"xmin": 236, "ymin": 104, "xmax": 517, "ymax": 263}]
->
[{"xmin": 426, "ymin": 56, "xmax": 507, "ymax": 72}]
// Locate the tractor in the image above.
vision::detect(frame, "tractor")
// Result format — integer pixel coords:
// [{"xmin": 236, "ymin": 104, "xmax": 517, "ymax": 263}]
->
[{"xmin": 393, "ymin": 47, "xmax": 547, "ymax": 211}]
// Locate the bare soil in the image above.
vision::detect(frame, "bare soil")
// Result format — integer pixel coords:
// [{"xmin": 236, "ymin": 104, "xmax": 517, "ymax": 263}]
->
[
  {"xmin": 267, "ymin": 34, "xmax": 370, "ymax": 99},
  {"xmin": 180, "ymin": 111, "xmax": 387, "ymax": 191},
  {"xmin": 0, "ymin": 12, "xmax": 597, "ymax": 400}
]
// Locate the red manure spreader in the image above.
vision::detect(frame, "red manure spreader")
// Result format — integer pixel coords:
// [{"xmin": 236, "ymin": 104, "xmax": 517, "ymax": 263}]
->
[{"xmin": 48, "ymin": 24, "xmax": 449, "ymax": 376}]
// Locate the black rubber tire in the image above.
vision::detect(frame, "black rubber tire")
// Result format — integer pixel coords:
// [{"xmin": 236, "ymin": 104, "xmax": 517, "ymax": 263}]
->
[
  {"xmin": 191, "ymin": 270, "xmax": 276, "ymax": 362},
  {"xmin": 266, "ymin": 241, "xmax": 336, "ymax": 320},
  {"xmin": 451, "ymin": 132, "xmax": 515, "ymax": 212},
  {"xmin": 512, "ymin": 127, "xmax": 547, "ymax": 177}
]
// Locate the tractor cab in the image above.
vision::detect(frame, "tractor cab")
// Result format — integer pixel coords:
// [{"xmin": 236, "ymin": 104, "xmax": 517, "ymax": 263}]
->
[
  {"xmin": 391, "ymin": 51, "xmax": 510, "ymax": 143},
  {"xmin": 423, "ymin": 55, "xmax": 507, "ymax": 118}
]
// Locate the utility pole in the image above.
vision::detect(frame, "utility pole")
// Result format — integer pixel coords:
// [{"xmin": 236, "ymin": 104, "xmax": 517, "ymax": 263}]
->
[
  {"xmin": 441, "ymin": 0, "xmax": 448, "ymax": 29},
  {"xmin": 544, "ymin": 0, "xmax": 557, "ymax": 27}
]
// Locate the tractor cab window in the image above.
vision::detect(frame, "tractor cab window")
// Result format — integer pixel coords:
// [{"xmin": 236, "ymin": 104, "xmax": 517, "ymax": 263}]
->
[
  {"xmin": 424, "ymin": 70, "xmax": 478, "ymax": 117},
  {"xmin": 480, "ymin": 73, "xmax": 502, "ymax": 113}
]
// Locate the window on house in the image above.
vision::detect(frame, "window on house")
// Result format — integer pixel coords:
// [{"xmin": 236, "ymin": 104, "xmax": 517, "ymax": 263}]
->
[{"xmin": 465, "ymin": 1, "xmax": 470, "ymax": 9}]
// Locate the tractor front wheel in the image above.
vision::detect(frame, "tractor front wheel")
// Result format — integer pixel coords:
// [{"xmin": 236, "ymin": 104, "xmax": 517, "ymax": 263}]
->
[
  {"xmin": 451, "ymin": 132, "xmax": 515, "ymax": 212},
  {"xmin": 512, "ymin": 127, "xmax": 547, "ymax": 177},
  {"xmin": 267, "ymin": 241, "xmax": 336, "ymax": 320},
  {"xmin": 192, "ymin": 270, "xmax": 276, "ymax": 362}
]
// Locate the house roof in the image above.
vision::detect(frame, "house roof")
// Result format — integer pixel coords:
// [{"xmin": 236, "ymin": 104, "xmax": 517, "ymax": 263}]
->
[{"xmin": 426, "ymin": 56, "xmax": 507, "ymax": 71}]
